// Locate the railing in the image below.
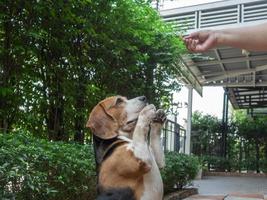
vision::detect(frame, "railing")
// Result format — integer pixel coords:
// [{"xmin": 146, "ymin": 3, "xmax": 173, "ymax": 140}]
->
[
  {"xmin": 160, "ymin": 0, "xmax": 267, "ymax": 32},
  {"xmin": 161, "ymin": 119, "xmax": 186, "ymax": 153}
]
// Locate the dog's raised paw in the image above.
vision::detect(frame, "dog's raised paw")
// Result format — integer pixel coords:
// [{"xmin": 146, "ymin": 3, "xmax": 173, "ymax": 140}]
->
[
  {"xmin": 139, "ymin": 104, "xmax": 156, "ymax": 122},
  {"xmin": 153, "ymin": 109, "xmax": 167, "ymax": 124}
]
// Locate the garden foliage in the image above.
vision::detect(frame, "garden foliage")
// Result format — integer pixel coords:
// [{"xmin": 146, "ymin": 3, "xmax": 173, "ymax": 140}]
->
[
  {"xmin": 0, "ymin": 0, "xmax": 184, "ymax": 141},
  {"xmin": 0, "ymin": 133, "xmax": 199, "ymax": 199},
  {"xmin": 161, "ymin": 152, "xmax": 199, "ymax": 193},
  {"xmin": 0, "ymin": 132, "xmax": 96, "ymax": 200},
  {"xmin": 192, "ymin": 111, "xmax": 267, "ymax": 173}
]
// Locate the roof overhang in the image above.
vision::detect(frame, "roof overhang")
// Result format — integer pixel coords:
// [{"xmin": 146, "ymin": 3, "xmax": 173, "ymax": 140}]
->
[
  {"xmin": 182, "ymin": 48, "xmax": 267, "ymax": 87},
  {"xmin": 182, "ymin": 47, "xmax": 267, "ymax": 110},
  {"xmin": 159, "ymin": 0, "xmax": 267, "ymax": 110},
  {"xmin": 228, "ymin": 87, "xmax": 267, "ymax": 109},
  {"xmin": 174, "ymin": 56, "xmax": 203, "ymax": 96}
]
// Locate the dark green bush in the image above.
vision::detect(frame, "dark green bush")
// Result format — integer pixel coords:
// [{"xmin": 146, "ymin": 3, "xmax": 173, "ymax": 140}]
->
[
  {"xmin": 1, "ymin": 132, "xmax": 202, "ymax": 199},
  {"xmin": 161, "ymin": 152, "xmax": 199, "ymax": 194},
  {"xmin": 242, "ymin": 157, "xmax": 257, "ymax": 171},
  {"xmin": 0, "ymin": 132, "xmax": 96, "ymax": 200},
  {"xmin": 201, "ymin": 155, "xmax": 267, "ymax": 173},
  {"xmin": 260, "ymin": 159, "xmax": 267, "ymax": 173},
  {"xmin": 201, "ymin": 155, "xmax": 230, "ymax": 172}
]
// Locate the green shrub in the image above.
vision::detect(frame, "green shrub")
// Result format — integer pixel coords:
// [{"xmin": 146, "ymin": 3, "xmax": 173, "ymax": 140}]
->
[
  {"xmin": 161, "ymin": 152, "xmax": 199, "ymax": 194},
  {"xmin": 201, "ymin": 155, "xmax": 229, "ymax": 172},
  {"xmin": 260, "ymin": 159, "xmax": 267, "ymax": 173},
  {"xmin": 242, "ymin": 157, "xmax": 260, "ymax": 171},
  {"xmin": 200, "ymin": 155, "xmax": 267, "ymax": 173},
  {"xmin": 1, "ymin": 132, "xmax": 202, "ymax": 199},
  {"xmin": 0, "ymin": 132, "xmax": 96, "ymax": 200}
]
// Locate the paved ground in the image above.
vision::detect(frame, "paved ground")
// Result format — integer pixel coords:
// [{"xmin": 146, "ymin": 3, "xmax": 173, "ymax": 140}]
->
[{"xmin": 185, "ymin": 176, "xmax": 267, "ymax": 200}]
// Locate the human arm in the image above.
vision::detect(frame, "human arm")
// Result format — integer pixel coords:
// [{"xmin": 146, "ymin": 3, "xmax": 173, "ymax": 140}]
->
[{"xmin": 183, "ymin": 22, "xmax": 267, "ymax": 52}]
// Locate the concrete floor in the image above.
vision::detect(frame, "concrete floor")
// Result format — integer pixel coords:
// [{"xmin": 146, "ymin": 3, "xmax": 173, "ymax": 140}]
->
[{"xmin": 192, "ymin": 176, "xmax": 267, "ymax": 195}]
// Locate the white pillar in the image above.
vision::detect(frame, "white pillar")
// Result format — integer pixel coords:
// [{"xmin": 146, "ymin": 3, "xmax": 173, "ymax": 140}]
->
[{"xmin": 185, "ymin": 85, "xmax": 193, "ymax": 155}]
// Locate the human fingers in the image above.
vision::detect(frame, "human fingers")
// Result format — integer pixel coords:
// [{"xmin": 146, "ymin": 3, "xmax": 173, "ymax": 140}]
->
[
  {"xmin": 183, "ymin": 31, "xmax": 201, "ymax": 40},
  {"xmin": 184, "ymin": 30, "xmax": 212, "ymax": 42},
  {"xmin": 184, "ymin": 38, "xmax": 194, "ymax": 52},
  {"xmin": 194, "ymin": 35, "xmax": 216, "ymax": 52},
  {"xmin": 190, "ymin": 39, "xmax": 197, "ymax": 51},
  {"xmin": 184, "ymin": 38, "xmax": 191, "ymax": 50},
  {"xmin": 186, "ymin": 31, "xmax": 218, "ymax": 52},
  {"xmin": 185, "ymin": 38, "xmax": 198, "ymax": 52},
  {"xmin": 183, "ymin": 31, "xmax": 208, "ymax": 52}
]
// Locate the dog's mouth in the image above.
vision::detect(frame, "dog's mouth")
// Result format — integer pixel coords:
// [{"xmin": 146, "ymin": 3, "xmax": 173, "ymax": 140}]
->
[{"xmin": 126, "ymin": 118, "xmax": 138, "ymax": 125}]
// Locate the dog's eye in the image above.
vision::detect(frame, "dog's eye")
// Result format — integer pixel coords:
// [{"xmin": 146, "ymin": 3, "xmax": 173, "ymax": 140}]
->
[{"xmin": 115, "ymin": 97, "xmax": 124, "ymax": 106}]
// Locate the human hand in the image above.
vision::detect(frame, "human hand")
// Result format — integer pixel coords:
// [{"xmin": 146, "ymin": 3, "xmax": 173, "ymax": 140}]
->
[{"xmin": 183, "ymin": 30, "xmax": 219, "ymax": 52}]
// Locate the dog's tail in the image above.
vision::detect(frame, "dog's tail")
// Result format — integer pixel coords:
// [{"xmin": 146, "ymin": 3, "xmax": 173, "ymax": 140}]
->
[{"xmin": 96, "ymin": 187, "xmax": 136, "ymax": 200}]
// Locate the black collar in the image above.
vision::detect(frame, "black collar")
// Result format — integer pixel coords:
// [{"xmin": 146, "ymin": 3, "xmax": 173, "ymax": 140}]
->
[{"xmin": 93, "ymin": 135, "xmax": 127, "ymax": 175}]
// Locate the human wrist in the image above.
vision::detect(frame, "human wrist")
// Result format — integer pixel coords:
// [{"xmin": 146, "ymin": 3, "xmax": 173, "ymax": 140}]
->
[
  {"xmin": 213, "ymin": 30, "xmax": 224, "ymax": 46},
  {"xmin": 215, "ymin": 29, "xmax": 236, "ymax": 47}
]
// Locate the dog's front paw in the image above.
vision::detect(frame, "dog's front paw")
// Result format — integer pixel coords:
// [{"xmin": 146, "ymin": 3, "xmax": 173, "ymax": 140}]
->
[
  {"xmin": 139, "ymin": 104, "xmax": 156, "ymax": 123},
  {"xmin": 152, "ymin": 109, "xmax": 167, "ymax": 124}
]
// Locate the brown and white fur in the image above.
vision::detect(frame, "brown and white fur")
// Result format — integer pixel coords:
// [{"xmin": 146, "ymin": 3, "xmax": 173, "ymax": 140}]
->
[{"xmin": 86, "ymin": 96, "xmax": 166, "ymax": 200}]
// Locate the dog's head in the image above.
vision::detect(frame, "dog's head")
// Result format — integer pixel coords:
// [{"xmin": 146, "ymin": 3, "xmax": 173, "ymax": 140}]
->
[{"xmin": 86, "ymin": 96, "xmax": 147, "ymax": 139}]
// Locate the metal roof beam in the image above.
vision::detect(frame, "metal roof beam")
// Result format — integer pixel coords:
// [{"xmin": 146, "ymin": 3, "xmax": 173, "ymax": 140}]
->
[
  {"xmin": 236, "ymin": 94, "xmax": 267, "ymax": 99},
  {"xmin": 253, "ymin": 71, "xmax": 256, "ymax": 87},
  {"xmin": 235, "ymin": 92, "xmax": 267, "ymax": 95},
  {"xmin": 202, "ymin": 64, "xmax": 267, "ymax": 77},
  {"xmin": 237, "ymin": 98, "xmax": 267, "ymax": 102},
  {"xmin": 204, "ymin": 81, "xmax": 267, "ymax": 87},
  {"xmin": 235, "ymin": 92, "xmax": 267, "ymax": 96},
  {"xmin": 203, "ymin": 64, "xmax": 267, "ymax": 83},
  {"xmin": 195, "ymin": 54, "xmax": 267, "ymax": 66},
  {"xmin": 203, "ymin": 72, "xmax": 251, "ymax": 83},
  {"xmin": 242, "ymin": 49, "xmax": 252, "ymax": 69},
  {"xmin": 239, "ymin": 104, "xmax": 267, "ymax": 109},
  {"xmin": 228, "ymin": 88, "xmax": 239, "ymax": 109},
  {"xmin": 214, "ymin": 49, "xmax": 226, "ymax": 72},
  {"xmin": 233, "ymin": 87, "xmax": 267, "ymax": 92},
  {"xmin": 174, "ymin": 56, "xmax": 203, "ymax": 96}
]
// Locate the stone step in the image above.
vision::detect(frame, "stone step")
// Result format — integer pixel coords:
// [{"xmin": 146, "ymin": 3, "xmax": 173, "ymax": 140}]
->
[
  {"xmin": 185, "ymin": 194, "xmax": 266, "ymax": 200},
  {"xmin": 185, "ymin": 195, "xmax": 225, "ymax": 200},
  {"xmin": 226, "ymin": 193, "xmax": 264, "ymax": 199}
]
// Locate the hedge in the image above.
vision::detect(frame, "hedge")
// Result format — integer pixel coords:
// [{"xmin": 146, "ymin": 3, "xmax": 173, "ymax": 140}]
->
[
  {"xmin": 0, "ymin": 132, "xmax": 199, "ymax": 199},
  {"xmin": 0, "ymin": 132, "xmax": 96, "ymax": 200},
  {"xmin": 161, "ymin": 152, "xmax": 199, "ymax": 193},
  {"xmin": 201, "ymin": 155, "xmax": 267, "ymax": 173}
]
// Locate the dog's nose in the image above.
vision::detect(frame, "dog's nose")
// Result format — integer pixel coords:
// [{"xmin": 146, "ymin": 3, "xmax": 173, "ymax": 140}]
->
[{"xmin": 138, "ymin": 96, "xmax": 147, "ymax": 102}]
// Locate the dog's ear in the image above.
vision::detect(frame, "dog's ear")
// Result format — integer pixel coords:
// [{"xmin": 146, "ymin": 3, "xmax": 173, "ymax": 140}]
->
[{"xmin": 86, "ymin": 100, "xmax": 119, "ymax": 139}]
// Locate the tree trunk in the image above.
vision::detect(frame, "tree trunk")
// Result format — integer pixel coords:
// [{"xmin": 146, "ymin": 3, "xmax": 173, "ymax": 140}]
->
[
  {"xmin": 144, "ymin": 62, "xmax": 155, "ymax": 104},
  {"xmin": 244, "ymin": 141, "xmax": 249, "ymax": 171},
  {"xmin": 74, "ymin": 118, "xmax": 84, "ymax": 143},
  {"xmin": 48, "ymin": 105, "xmax": 55, "ymax": 141},
  {"xmin": 73, "ymin": 81, "xmax": 85, "ymax": 143},
  {"xmin": 73, "ymin": 38, "xmax": 86, "ymax": 143},
  {"xmin": 0, "ymin": 7, "xmax": 11, "ymax": 133},
  {"xmin": 255, "ymin": 140, "xmax": 260, "ymax": 173},
  {"xmin": 47, "ymin": 72, "xmax": 65, "ymax": 141},
  {"xmin": 238, "ymin": 139, "xmax": 242, "ymax": 173}
]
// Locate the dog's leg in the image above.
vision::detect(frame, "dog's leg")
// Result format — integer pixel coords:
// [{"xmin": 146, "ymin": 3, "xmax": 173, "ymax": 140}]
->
[
  {"xmin": 150, "ymin": 109, "xmax": 166, "ymax": 169},
  {"xmin": 131, "ymin": 104, "xmax": 156, "ymax": 169}
]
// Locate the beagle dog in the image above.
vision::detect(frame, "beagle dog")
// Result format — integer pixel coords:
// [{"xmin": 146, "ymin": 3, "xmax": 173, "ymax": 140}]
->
[{"xmin": 86, "ymin": 96, "xmax": 166, "ymax": 200}]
